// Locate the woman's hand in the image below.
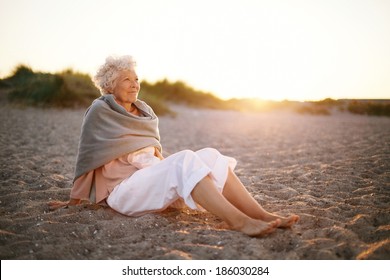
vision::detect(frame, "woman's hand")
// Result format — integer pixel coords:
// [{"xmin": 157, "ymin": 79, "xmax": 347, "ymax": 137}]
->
[{"xmin": 155, "ymin": 147, "xmax": 164, "ymax": 160}]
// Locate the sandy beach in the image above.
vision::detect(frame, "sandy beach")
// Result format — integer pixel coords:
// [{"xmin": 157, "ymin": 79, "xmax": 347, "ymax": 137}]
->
[{"xmin": 0, "ymin": 102, "xmax": 389, "ymax": 260}]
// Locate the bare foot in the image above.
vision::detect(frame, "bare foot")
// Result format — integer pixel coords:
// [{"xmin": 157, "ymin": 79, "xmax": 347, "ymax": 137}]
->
[
  {"xmin": 263, "ymin": 214, "xmax": 299, "ymax": 228},
  {"xmin": 215, "ymin": 221, "xmax": 230, "ymax": 230},
  {"xmin": 233, "ymin": 218, "xmax": 281, "ymax": 237},
  {"xmin": 280, "ymin": 215, "xmax": 300, "ymax": 228},
  {"xmin": 48, "ymin": 200, "xmax": 69, "ymax": 210},
  {"xmin": 47, "ymin": 198, "xmax": 91, "ymax": 211}
]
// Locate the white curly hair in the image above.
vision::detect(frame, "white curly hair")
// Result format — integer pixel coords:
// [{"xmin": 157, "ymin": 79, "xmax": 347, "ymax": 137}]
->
[{"xmin": 93, "ymin": 55, "xmax": 137, "ymax": 95}]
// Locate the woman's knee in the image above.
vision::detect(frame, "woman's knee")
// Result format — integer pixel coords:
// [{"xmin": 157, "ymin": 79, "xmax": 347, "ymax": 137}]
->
[
  {"xmin": 195, "ymin": 148, "xmax": 222, "ymax": 165},
  {"xmin": 171, "ymin": 149, "xmax": 200, "ymax": 165},
  {"xmin": 176, "ymin": 149, "xmax": 196, "ymax": 158},
  {"xmin": 198, "ymin": 147, "xmax": 219, "ymax": 154},
  {"xmin": 196, "ymin": 147, "xmax": 220, "ymax": 158}
]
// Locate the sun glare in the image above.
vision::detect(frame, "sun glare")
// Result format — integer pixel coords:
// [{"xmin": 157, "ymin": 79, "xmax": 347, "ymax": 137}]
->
[{"xmin": 0, "ymin": 0, "xmax": 389, "ymax": 101}]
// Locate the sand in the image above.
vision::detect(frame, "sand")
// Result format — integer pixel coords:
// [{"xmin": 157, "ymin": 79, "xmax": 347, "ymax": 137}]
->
[{"xmin": 0, "ymin": 102, "xmax": 389, "ymax": 260}]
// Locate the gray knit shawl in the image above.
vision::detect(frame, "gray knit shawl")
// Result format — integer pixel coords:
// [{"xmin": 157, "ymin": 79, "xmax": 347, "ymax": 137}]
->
[{"xmin": 73, "ymin": 94, "xmax": 162, "ymax": 181}]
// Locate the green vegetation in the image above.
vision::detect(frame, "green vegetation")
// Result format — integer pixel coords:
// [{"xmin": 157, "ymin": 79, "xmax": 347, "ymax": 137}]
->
[
  {"xmin": 295, "ymin": 104, "xmax": 331, "ymax": 115},
  {"xmin": 2, "ymin": 65, "xmax": 100, "ymax": 108},
  {"xmin": 137, "ymin": 88, "xmax": 175, "ymax": 116},
  {"xmin": 347, "ymin": 100, "xmax": 390, "ymax": 117},
  {"xmin": 1, "ymin": 65, "xmax": 226, "ymax": 115},
  {"xmin": 140, "ymin": 79, "xmax": 227, "ymax": 109},
  {"xmin": 1, "ymin": 65, "xmax": 389, "ymax": 117},
  {"xmin": 294, "ymin": 98, "xmax": 390, "ymax": 117}
]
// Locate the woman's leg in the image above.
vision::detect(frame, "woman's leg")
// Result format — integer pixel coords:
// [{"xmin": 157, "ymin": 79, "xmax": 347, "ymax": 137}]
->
[
  {"xmin": 191, "ymin": 175, "xmax": 280, "ymax": 237},
  {"xmin": 193, "ymin": 148, "xmax": 298, "ymax": 228},
  {"xmin": 222, "ymin": 169, "xmax": 299, "ymax": 228}
]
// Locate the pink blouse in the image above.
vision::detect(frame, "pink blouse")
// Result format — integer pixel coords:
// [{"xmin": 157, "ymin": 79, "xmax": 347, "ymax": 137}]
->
[{"xmin": 70, "ymin": 147, "xmax": 161, "ymax": 204}]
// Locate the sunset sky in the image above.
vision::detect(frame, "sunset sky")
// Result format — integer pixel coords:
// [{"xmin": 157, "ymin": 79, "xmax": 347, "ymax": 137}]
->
[{"xmin": 1, "ymin": 0, "xmax": 389, "ymax": 101}]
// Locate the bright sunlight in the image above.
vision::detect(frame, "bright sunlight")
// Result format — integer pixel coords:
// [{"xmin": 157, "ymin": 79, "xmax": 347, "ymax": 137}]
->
[{"xmin": 0, "ymin": 0, "xmax": 389, "ymax": 101}]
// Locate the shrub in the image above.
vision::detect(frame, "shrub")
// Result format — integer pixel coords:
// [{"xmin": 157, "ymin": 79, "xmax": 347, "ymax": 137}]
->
[
  {"xmin": 5, "ymin": 65, "xmax": 100, "ymax": 108},
  {"xmin": 6, "ymin": 65, "xmax": 35, "ymax": 85},
  {"xmin": 295, "ymin": 104, "xmax": 330, "ymax": 115},
  {"xmin": 138, "ymin": 89, "xmax": 176, "ymax": 116},
  {"xmin": 348, "ymin": 101, "xmax": 390, "ymax": 117},
  {"xmin": 56, "ymin": 70, "xmax": 100, "ymax": 107},
  {"xmin": 5, "ymin": 65, "xmax": 388, "ymax": 117},
  {"xmin": 140, "ymin": 79, "xmax": 227, "ymax": 109},
  {"xmin": 7, "ymin": 72, "xmax": 64, "ymax": 106},
  {"xmin": 3, "ymin": 66, "xmax": 225, "ymax": 115}
]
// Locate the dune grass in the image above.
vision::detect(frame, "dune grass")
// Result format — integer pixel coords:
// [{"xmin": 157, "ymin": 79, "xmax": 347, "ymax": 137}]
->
[
  {"xmin": 3, "ymin": 65, "xmax": 100, "ymax": 108},
  {"xmin": 347, "ymin": 100, "xmax": 390, "ymax": 117},
  {"xmin": 140, "ymin": 79, "xmax": 228, "ymax": 110},
  {"xmin": 1, "ymin": 65, "xmax": 224, "ymax": 115},
  {"xmin": 2, "ymin": 65, "xmax": 389, "ymax": 117}
]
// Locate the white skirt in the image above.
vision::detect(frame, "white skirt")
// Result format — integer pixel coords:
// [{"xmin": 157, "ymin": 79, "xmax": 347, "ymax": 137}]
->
[{"xmin": 106, "ymin": 148, "xmax": 237, "ymax": 216}]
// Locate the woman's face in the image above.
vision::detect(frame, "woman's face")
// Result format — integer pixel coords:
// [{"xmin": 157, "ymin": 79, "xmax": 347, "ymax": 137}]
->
[{"xmin": 111, "ymin": 69, "xmax": 140, "ymax": 105}]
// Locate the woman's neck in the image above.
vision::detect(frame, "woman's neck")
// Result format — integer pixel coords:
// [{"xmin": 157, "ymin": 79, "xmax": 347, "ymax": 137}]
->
[
  {"xmin": 111, "ymin": 95, "xmax": 140, "ymax": 116},
  {"xmin": 122, "ymin": 102, "xmax": 140, "ymax": 116}
]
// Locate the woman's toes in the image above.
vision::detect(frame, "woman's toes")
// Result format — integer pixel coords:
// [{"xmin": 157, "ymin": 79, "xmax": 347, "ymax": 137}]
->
[
  {"xmin": 270, "ymin": 219, "xmax": 281, "ymax": 228},
  {"xmin": 280, "ymin": 215, "xmax": 299, "ymax": 228}
]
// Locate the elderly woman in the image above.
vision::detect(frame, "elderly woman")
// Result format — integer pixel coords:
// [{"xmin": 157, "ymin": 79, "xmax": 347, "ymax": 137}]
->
[{"xmin": 62, "ymin": 55, "xmax": 298, "ymax": 237}]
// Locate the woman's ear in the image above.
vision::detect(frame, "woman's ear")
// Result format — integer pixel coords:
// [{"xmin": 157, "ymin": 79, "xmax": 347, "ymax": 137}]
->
[
  {"xmin": 107, "ymin": 79, "xmax": 117, "ymax": 94},
  {"xmin": 105, "ymin": 84, "xmax": 114, "ymax": 94}
]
